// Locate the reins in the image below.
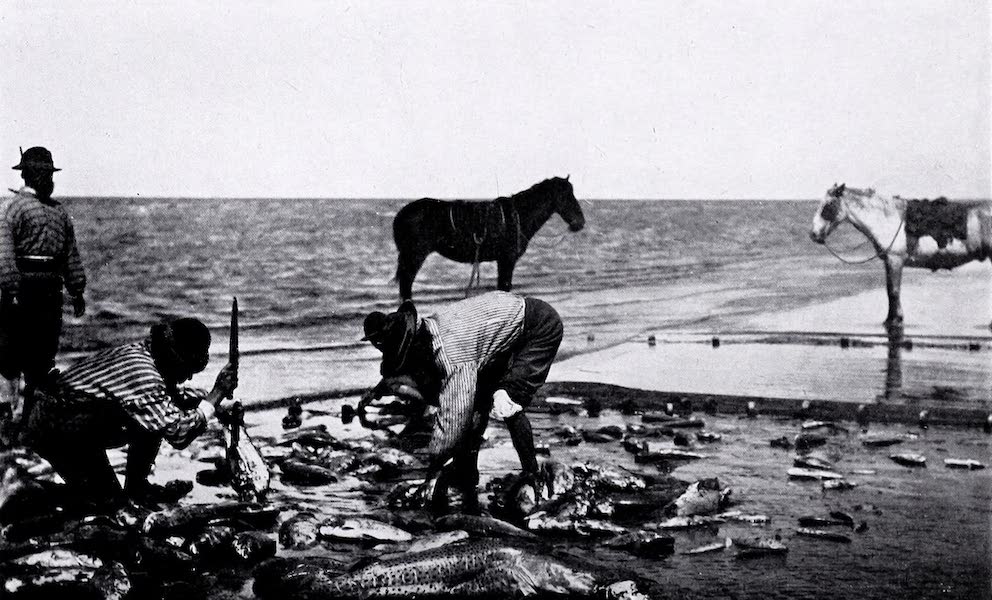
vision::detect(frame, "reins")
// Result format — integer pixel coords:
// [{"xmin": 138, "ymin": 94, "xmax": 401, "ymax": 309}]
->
[
  {"xmin": 824, "ymin": 211, "xmax": 905, "ymax": 264},
  {"xmin": 461, "ymin": 199, "xmax": 522, "ymax": 296}
]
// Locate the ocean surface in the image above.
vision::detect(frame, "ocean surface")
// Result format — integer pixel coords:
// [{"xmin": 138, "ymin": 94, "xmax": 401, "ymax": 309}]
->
[{"xmin": 60, "ymin": 197, "xmax": 895, "ymax": 400}]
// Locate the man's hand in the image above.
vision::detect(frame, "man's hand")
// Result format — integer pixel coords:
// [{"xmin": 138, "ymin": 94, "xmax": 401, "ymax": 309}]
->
[
  {"xmin": 212, "ymin": 362, "xmax": 238, "ymax": 400},
  {"xmin": 520, "ymin": 469, "xmax": 549, "ymax": 501},
  {"xmin": 72, "ymin": 295, "xmax": 86, "ymax": 318},
  {"xmin": 412, "ymin": 474, "xmax": 439, "ymax": 508},
  {"xmin": 489, "ymin": 389, "xmax": 522, "ymax": 420}
]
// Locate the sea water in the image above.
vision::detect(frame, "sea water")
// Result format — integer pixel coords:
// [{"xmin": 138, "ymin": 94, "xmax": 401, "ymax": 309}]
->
[{"xmin": 60, "ymin": 197, "xmax": 899, "ymax": 400}]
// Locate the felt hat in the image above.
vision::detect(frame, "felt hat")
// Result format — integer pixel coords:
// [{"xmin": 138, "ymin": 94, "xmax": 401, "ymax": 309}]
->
[
  {"xmin": 362, "ymin": 300, "xmax": 418, "ymax": 375},
  {"xmin": 12, "ymin": 147, "xmax": 60, "ymax": 172}
]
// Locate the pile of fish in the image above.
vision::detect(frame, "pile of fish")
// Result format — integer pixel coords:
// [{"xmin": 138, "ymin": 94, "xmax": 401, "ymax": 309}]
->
[{"xmin": 0, "ymin": 389, "xmax": 985, "ymax": 599}]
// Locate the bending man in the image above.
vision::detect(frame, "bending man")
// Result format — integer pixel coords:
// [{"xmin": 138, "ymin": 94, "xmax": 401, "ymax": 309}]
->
[
  {"xmin": 362, "ymin": 291, "xmax": 563, "ymax": 513},
  {"xmin": 23, "ymin": 317, "xmax": 236, "ymax": 511}
]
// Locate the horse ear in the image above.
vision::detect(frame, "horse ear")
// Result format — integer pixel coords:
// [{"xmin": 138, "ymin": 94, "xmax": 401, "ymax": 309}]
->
[
  {"xmin": 838, "ymin": 183, "xmax": 846, "ymax": 194},
  {"xmin": 565, "ymin": 174, "xmax": 570, "ymax": 181}
]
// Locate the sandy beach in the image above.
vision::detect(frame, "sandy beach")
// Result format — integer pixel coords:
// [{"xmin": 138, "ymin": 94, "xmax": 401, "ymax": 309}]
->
[{"xmin": 126, "ymin": 258, "xmax": 992, "ymax": 599}]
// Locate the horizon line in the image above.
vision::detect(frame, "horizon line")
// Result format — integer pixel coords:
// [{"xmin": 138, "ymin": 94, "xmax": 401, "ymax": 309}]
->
[{"xmin": 58, "ymin": 195, "xmax": 823, "ymax": 202}]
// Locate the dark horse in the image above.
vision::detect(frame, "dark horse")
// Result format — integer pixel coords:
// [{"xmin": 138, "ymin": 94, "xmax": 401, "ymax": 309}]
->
[{"xmin": 393, "ymin": 176, "xmax": 585, "ymax": 299}]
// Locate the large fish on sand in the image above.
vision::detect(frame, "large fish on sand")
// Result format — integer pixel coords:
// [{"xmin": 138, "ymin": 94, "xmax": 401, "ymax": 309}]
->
[
  {"xmin": 224, "ymin": 298, "xmax": 271, "ymax": 503},
  {"xmin": 265, "ymin": 539, "xmax": 648, "ymax": 599}
]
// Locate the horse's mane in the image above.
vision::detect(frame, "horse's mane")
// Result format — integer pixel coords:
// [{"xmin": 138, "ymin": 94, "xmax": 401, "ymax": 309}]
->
[
  {"xmin": 829, "ymin": 183, "xmax": 902, "ymax": 216},
  {"xmin": 507, "ymin": 176, "xmax": 569, "ymax": 202}
]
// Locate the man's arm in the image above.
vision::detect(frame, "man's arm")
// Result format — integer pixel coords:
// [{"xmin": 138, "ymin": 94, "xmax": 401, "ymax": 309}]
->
[
  {"xmin": 62, "ymin": 218, "xmax": 86, "ymax": 317},
  {"xmin": 415, "ymin": 364, "xmax": 477, "ymax": 500},
  {"xmin": 122, "ymin": 362, "xmax": 237, "ymax": 449},
  {"xmin": 0, "ymin": 202, "xmax": 19, "ymax": 299}
]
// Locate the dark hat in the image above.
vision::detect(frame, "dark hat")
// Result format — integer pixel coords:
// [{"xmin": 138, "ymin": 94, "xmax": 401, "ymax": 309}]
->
[
  {"xmin": 362, "ymin": 300, "xmax": 418, "ymax": 375},
  {"xmin": 12, "ymin": 147, "xmax": 60, "ymax": 172}
]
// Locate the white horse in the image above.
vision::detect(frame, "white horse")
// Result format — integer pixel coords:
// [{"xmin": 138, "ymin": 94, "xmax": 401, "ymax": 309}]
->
[{"xmin": 809, "ymin": 183, "xmax": 992, "ymax": 328}]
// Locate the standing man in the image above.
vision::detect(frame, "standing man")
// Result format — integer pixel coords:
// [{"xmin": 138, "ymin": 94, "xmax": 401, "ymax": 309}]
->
[
  {"xmin": 362, "ymin": 291, "xmax": 563, "ymax": 514},
  {"xmin": 0, "ymin": 147, "xmax": 87, "ymax": 442},
  {"xmin": 22, "ymin": 317, "xmax": 237, "ymax": 511}
]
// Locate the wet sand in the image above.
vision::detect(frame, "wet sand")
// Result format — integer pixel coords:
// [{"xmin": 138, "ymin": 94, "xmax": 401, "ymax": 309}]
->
[{"xmin": 550, "ymin": 261, "xmax": 991, "ymax": 418}]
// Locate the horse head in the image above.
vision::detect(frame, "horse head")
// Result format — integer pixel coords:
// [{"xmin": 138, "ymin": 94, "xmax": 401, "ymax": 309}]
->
[
  {"xmin": 553, "ymin": 176, "xmax": 585, "ymax": 232},
  {"xmin": 809, "ymin": 183, "xmax": 847, "ymax": 243}
]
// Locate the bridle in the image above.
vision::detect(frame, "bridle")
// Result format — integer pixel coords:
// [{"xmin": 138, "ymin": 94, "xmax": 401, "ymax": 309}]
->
[{"xmin": 821, "ymin": 196, "xmax": 905, "ymax": 264}]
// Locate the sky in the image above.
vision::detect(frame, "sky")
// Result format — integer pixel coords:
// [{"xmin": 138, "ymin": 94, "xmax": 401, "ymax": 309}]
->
[{"xmin": 2, "ymin": 1, "xmax": 989, "ymax": 200}]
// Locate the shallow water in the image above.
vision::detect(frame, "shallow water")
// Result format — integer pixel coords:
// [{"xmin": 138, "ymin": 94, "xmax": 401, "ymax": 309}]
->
[{"xmin": 62, "ymin": 198, "xmax": 883, "ymax": 368}]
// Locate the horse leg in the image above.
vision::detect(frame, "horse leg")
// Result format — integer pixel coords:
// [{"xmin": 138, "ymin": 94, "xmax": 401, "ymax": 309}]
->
[
  {"xmin": 496, "ymin": 258, "xmax": 516, "ymax": 292},
  {"xmin": 883, "ymin": 256, "xmax": 905, "ymax": 328},
  {"xmin": 397, "ymin": 248, "xmax": 431, "ymax": 301}
]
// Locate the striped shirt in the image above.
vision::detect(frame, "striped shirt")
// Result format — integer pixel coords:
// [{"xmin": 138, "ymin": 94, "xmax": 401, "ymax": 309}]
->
[
  {"xmin": 424, "ymin": 291, "xmax": 526, "ymax": 460},
  {"xmin": 56, "ymin": 340, "xmax": 209, "ymax": 449},
  {"xmin": 0, "ymin": 187, "xmax": 86, "ymax": 297}
]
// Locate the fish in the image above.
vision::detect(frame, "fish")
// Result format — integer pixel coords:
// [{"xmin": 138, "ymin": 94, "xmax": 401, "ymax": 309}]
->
[
  {"xmin": 279, "ymin": 512, "xmax": 321, "ymax": 550},
  {"xmin": 603, "ymin": 580, "xmax": 651, "ymax": 600},
  {"xmin": 829, "ymin": 511, "xmax": 856, "ymax": 527},
  {"xmin": 1, "ymin": 552, "xmax": 126, "ymax": 599},
  {"xmin": 602, "ymin": 530, "xmax": 675, "ymax": 557},
  {"xmin": 823, "ymin": 479, "xmax": 858, "ymax": 491},
  {"xmin": 90, "ymin": 561, "xmax": 132, "ymax": 600},
  {"xmin": 527, "ymin": 513, "xmax": 627, "ymax": 537},
  {"xmin": 318, "ymin": 517, "xmax": 413, "ymax": 543},
  {"xmin": 524, "ymin": 513, "xmax": 580, "ymax": 535},
  {"xmin": 861, "ymin": 435, "xmax": 905, "ymax": 448},
  {"xmin": 141, "ymin": 501, "xmax": 259, "ymax": 536},
  {"xmin": 634, "ymin": 449, "xmax": 705, "ymax": 464},
  {"xmin": 769, "ymin": 436, "xmax": 792, "ymax": 449},
  {"xmin": 796, "ymin": 528, "xmax": 852, "ymax": 543},
  {"xmin": 315, "ymin": 448, "xmax": 359, "ymax": 472},
  {"xmin": 223, "ymin": 298, "xmax": 271, "ymax": 504},
  {"xmin": 231, "ymin": 530, "xmax": 277, "ymax": 564},
  {"xmin": 581, "ymin": 430, "xmax": 620, "ymax": 444},
  {"xmin": 793, "ymin": 455, "xmax": 832, "ymax": 470},
  {"xmin": 794, "ymin": 433, "xmax": 828, "ymax": 451},
  {"xmin": 719, "ymin": 513, "xmax": 770, "ymax": 525},
  {"xmin": 648, "ymin": 515, "xmax": 724, "ymax": 530},
  {"xmin": 641, "ymin": 412, "xmax": 680, "ymax": 423},
  {"xmin": 575, "ymin": 462, "xmax": 648, "ymax": 492},
  {"xmin": 684, "ymin": 537, "xmax": 733, "ymax": 555},
  {"xmin": 270, "ymin": 540, "xmax": 628, "ymax": 600},
  {"xmin": 889, "ymin": 453, "xmax": 926, "ymax": 467},
  {"xmin": 280, "ymin": 459, "xmax": 338, "ymax": 485},
  {"xmin": 187, "ymin": 525, "xmax": 236, "ymax": 560},
  {"xmin": 363, "ymin": 447, "xmax": 421, "ymax": 471},
  {"xmin": 787, "ymin": 467, "xmax": 844, "ymax": 481},
  {"xmin": 664, "ymin": 418, "xmax": 705, "ymax": 429},
  {"xmin": 944, "ymin": 458, "xmax": 985, "ymax": 470},
  {"xmin": 671, "ymin": 478, "xmax": 731, "ymax": 517},
  {"xmin": 436, "ymin": 514, "xmax": 538, "ymax": 540},
  {"xmin": 798, "ymin": 516, "xmax": 853, "ymax": 528},
  {"xmin": 801, "ymin": 420, "xmax": 846, "ymax": 433},
  {"xmin": 735, "ymin": 537, "xmax": 787, "ymax": 558},
  {"xmin": 406, "ymin": 530, "xmax": 471, "ymax": 554},
  {"xmin": 277, "ymin": 427, "xmax": 342, "ymax": 449}
]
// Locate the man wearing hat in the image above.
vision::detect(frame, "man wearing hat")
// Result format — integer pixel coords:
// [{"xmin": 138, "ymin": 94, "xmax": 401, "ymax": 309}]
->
[
  {"xmin": 362, "ymin": 291, "xmax": 563, "ymax": 514},
  {"xmin": 0, "ymin": 147, "xmax": 87, "ymax": 444},
  {"xmin": 21, "ymin": 317, "xmax": 237, "ymax": 510}
]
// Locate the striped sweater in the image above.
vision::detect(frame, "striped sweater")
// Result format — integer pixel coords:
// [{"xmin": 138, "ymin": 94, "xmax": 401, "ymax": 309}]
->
[
  {"xmin": 0, "ymin": 187, "xmax": 86, "ymax": 297},
  {"xmin": 424, "ymin": 291, "xmax": 526, "ymax": 460},
  {"xmin": 56, "ymin": 340, "xmax": 209, "ymax": 449}
]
